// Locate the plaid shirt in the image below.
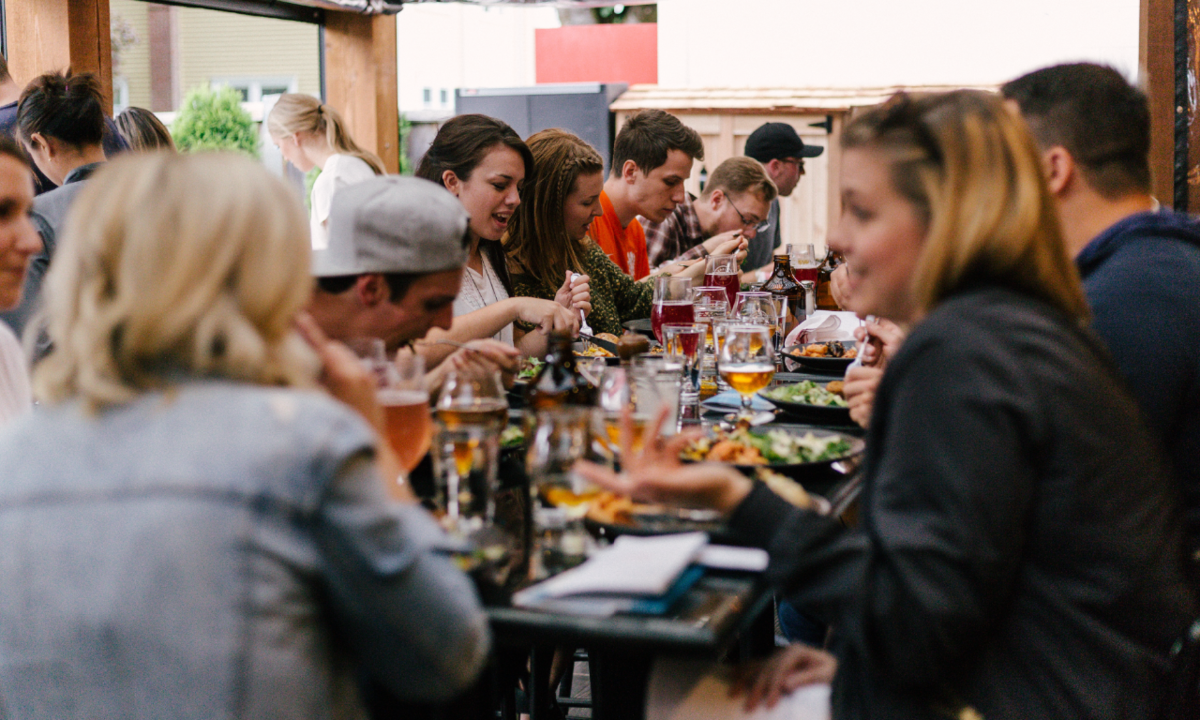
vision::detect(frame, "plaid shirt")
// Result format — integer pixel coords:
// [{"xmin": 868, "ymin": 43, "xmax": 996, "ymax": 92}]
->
[{"xmin": 641, "ymin": 193, "xmax": 707, "ymax": 268}]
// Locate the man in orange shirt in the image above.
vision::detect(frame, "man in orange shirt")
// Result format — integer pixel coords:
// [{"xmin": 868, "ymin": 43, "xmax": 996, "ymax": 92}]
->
[{"xmin": 590, "ymin": 109, "xmax": 704, "ymax": 279}]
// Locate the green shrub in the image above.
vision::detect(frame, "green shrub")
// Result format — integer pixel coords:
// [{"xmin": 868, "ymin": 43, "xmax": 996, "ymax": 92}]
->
[{"xmin": 172, "ymin": 84, "xmax": 260, "ymax": 157}]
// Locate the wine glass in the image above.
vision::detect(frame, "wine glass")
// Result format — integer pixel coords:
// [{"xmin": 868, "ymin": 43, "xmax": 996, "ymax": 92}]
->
[
  {"xmin": 692, "ymin": 286, "xmax": 729, "ymax": 350},
  {"xmin": 433, "ymin": 367, "xmax": 507, "ymax": 531},
  {"xmin": 526, "ymin": 407, "xmax": 598, "ymax": 570},
  {"xmin": 651, "ymin": 276, "xmax": 694, "ymax": 344},
  {"xmin": 379, "ymin": 352, "xmax": 432, "ymax": 476},
  {"xmin": 718, "ymin": 324, "xmax": 776, "ymax": 419}
]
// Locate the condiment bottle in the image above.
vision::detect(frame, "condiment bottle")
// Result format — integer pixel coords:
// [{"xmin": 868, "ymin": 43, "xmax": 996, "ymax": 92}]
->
[
  {"xmin": 761, "ymin": 253, "xmax": 803, "ymax": 339},
  {"xmin": 526, "ymin": 331, "xmax": 597, "ymax": 409}
]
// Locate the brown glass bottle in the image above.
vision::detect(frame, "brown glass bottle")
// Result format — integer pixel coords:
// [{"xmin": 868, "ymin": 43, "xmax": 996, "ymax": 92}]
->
[
  {"xmin": 816, "ymin": 250, "xmax": 844, "ymax": 310},
  {"xmin": 526, "ymin": 332, "xmax": 597, "ymax": 409},
  {"xmin": 761, "ymin": 253, "xmax": 804, "ymax": 339}
]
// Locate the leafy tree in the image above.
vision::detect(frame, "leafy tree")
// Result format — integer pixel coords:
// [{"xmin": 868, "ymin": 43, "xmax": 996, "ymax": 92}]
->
[{"xmin": 172, "ymin": 84, "xmax": 260, "ymax": 158}]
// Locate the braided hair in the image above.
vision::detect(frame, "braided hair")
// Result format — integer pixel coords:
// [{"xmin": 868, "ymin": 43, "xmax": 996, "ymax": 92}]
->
[{"xmin": 503, "ymin": 129, "xmax": 604, "ymax": 292}]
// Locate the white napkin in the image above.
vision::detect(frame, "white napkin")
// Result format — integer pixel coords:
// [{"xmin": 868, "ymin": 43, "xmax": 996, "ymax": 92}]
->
[
  {"xmin": 785, "ymin": 311, "xmax": 860, "ymax": 347},
  {"xmin": 647, "ymin": 657, "xmax": 831, "ymax": 720}
]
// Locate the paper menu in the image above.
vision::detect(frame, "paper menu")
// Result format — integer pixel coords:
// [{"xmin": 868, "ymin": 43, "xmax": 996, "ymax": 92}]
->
[
  {"xmin": 513, "ymin": 532, "xmax": 708, "ymax": 606},
  {"xmin": 647, "ymin": 657, "xmax": 831, "ymax": 720}
]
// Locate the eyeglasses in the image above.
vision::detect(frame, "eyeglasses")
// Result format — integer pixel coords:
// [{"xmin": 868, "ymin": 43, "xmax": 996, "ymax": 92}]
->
[
  {"xmin": 725, "ymin": 193, "xmax": 769, "ymax": 233},
  {"xmin": 783, "ymin": 158, "xmax": 806, "ymax": 174}
]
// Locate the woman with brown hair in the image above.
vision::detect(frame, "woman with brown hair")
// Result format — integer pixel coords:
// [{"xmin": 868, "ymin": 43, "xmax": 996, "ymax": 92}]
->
[
  {"xmin": 579, "ymin": 91, "xmax": 1195, "ymax": 718},
  {"xmin": 416, "ymin": 114, "xmax": 584, "ymax": 366},
  {"xmin": 267, "ymin": 93, "xmax": 384, "ymax": 251},
  {"xmin": 505, "ymin": 129, "xmax": 748, "ymax": 337}
]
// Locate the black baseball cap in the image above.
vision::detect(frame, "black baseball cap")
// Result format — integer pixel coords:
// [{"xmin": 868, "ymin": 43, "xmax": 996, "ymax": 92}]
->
[{"xmin": 745, "ymin": 122, "xmax": 824, "ymax": 162}]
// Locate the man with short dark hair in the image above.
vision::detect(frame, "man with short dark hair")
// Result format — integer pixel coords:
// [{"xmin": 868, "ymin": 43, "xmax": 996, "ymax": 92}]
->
[
  {"xmin": 590, "ymin": 109, "xmax": 704, "ymax": 279},
  {"xmin": 641, "ymin": 155, "xmax": 778, "ymax": 268},
  {"xmin": 1003, "ymin": 64, "xmax": 1200, "ymax": 564},
  {"xmin": 744, "ymin": 122, "xmax": 824, "ymax": 271},
  {"xmin": 307, "ymin": 176, "xmax": 516, "ymax": 378}
]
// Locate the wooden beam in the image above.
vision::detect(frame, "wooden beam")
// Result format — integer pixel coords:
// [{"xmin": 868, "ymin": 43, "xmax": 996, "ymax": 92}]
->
[
  {"xmin": 324, "ymin": 11, "xmax": 399, "ymax": 173},
  {"xmin": 4, "ymin": 0, "xmax": 113, "ymax": 114},
  {"xmin": 1141, "ymin": 0, "xmax": 1177, "ymax": 207}
]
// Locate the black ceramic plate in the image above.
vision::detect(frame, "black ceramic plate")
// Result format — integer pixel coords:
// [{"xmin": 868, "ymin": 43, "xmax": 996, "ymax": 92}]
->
[
  {"xmin": 781, "ymin": 341, "xmax": 858, "ymax": 373},
  {"xmin": 758, "ymin": 390, "xmax": 854, "ymax": 425},
  {"xmin": 688, "ymin": 428, "xmax": 865, "ymax": 486},
  {"xmin": 622, "ymin": 318, "xmax": 655, "ymax": 338}
]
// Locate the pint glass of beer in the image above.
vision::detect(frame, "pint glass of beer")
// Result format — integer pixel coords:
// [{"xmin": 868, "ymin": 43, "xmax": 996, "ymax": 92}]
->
[{"xmin": 379, "ymin": 352, "xmax": 432, "ymax": 475}]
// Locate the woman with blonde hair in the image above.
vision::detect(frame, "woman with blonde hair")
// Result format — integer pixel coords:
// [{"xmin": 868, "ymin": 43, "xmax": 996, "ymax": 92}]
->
[
  {"xmin": 0, "ymin": 152, "xmax": 488, "ymax": 715},
  {"xmin": 580, "ymin": 91, "xmax": 1195, "ymax": 718},
  {"xmin": 114, "ymin": 106, "xmax": 175, "ymax": 152},
  {"xmin": 268, "ymin": 93, "xmax": 384, "ymax": 251}
]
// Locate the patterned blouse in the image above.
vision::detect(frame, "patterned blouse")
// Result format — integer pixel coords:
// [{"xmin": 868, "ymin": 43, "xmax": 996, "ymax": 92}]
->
[{"xmin": 509, "ymin": 243, "xmax": 653, "ymax": 337}]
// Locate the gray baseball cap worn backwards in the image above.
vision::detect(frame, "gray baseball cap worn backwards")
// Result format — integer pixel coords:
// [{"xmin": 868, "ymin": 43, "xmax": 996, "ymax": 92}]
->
[{"xmin": 313, "ymin": 175, "xmax": 469, "ymax": 278}]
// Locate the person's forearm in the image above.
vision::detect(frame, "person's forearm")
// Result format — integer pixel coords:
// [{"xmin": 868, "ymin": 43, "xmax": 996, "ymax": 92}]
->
[
  {"xmin": 515, "ymin": 327, "xmax": 549, "ymax": 358},
  {"xmin": 419, "ymin": 299, "xmax": 521, "ymax": 365}
]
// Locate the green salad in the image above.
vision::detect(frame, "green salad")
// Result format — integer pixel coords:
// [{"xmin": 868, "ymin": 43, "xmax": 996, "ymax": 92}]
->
[
  {"xmin": 683, "ymin": 428, "xmax": 854, "ymax": 465},
  {"xmin": 764, "ymin": 380, "xmax": 849, "ymax": 408},
  {"xmin": 499, "ymin": 425, "xmax": 526, "ymax": 449},
  {"xmin": 516, "ymin": 358, "xmax": 543, "ymax": 382}
]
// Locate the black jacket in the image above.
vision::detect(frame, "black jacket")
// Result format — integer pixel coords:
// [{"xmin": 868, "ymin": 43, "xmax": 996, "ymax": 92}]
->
[{"xmin": 729, "ymin": 286, "xmax": 1196, "ymax": 719}]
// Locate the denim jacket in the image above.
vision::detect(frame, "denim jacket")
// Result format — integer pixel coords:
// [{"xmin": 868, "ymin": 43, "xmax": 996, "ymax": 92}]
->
[{"xmin": 0, "ymin": 381, "xmax": 488, "ymax": 719}]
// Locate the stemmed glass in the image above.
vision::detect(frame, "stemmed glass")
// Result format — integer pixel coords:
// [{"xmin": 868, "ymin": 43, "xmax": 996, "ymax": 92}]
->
[
  {"xmin": 663, "ymin": 323, "xmax": 706, "ymax": 405},
  {"xmin": 718, "ymin": 324, "xmax": 776, "ymax": 419},
  {"xmin": 651, "ymin": 276, "xmax": 694, "ymax": 344},
  {"xmin": 527, "ymin": 407, "xmax": 597, "ymax": 571},
  {"xmin": 703, "ymin": 253, "xmax": 740, "ymax": 308},
  {"xmin": 433, "ymin": 367, "xmax": 507, "ymax": 531}
]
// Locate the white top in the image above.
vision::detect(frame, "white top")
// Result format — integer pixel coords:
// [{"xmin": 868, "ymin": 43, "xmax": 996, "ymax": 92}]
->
[
  {"xmin": 309, "ymin": 154, "xmax": 377, "ymax": 251},
  {"xmin": 452, "ymin": 252, "xmax": 514, "ymax": 346},
  {"xmin": 0, "ymin": 323, "xmax": 31, "ymax": 426}
]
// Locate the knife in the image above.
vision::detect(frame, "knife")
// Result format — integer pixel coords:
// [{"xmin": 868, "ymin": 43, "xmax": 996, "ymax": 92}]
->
[{"xmin": 578, "ymin": 332, "xmax": 618, "ymax": 355}]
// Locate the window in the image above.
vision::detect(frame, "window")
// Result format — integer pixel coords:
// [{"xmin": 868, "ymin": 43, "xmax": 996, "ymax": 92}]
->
[
  {"xmin": 440, "ymin": 88, "xmax": 447, "ymax": 105},
  {"xmin": 211, "ymin": 76, "xmax": 297, "ymax": 103},
  {"xmin": 423, "ymin": 88, "xmax": 432, "ymax": 105}
]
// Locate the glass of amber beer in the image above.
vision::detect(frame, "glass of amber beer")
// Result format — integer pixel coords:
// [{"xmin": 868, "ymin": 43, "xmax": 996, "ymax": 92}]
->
[
  {"xmin": 378, "ymin": 351, "xmax": 432, "ymax": 476},
  {"xmin": 718, "ymin": 324, "xmax": 775, "ymax": 419}
]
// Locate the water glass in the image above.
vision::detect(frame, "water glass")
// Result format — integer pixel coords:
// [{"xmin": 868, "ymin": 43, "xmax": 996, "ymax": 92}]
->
[
  {"xmin": 651, "ymin": 276, "xmax": 694, "ymax": 344},
  {"xmin": 527, "ymin": 408, "xmax": 596, "ymax": 572},
  {"xmin": 663, "ymin": 323, "xmax": 705, "ymax": 404},
  {"xmin": 433, "ymin": 367, "xmax": 507, "ymax": 533},
  {"xmin": 595, "ymin": 366, "xmax": 661, "ymax": 462}
]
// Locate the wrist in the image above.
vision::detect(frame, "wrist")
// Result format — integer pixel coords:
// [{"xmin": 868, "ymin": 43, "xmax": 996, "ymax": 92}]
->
[{"xmin": 715, "ymin": 468, "xmax": 754, "ymax": 515}]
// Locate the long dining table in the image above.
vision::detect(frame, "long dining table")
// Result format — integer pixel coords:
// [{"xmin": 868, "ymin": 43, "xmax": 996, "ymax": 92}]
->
[{"xmin": 478, "ymin": 367, "xmax": 864, "ymax": 720}]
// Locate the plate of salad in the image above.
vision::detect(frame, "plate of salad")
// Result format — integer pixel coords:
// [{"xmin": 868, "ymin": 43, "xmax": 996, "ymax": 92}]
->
[
  {"xmin": 680, "ymin": 426, "xmax": 863, "ymax": 484},
  {"xmin": 760, "ymin": 380, "xmax": 853, "ymax": 424}
]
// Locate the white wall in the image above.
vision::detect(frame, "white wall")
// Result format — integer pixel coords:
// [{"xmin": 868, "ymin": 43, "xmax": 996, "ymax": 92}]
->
[
  {"xmin": 657, "ymin": 0, "xmax": 1141, "ymax": 89},
  {"xmin": 395, "ymin": 4, "xmax": 560, "ymax": 117}
]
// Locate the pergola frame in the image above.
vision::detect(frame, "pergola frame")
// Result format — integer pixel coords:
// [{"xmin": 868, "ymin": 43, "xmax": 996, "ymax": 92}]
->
[{"xmin": 0, "ymin": 0, "xmax": 1191, "ymax": 204}]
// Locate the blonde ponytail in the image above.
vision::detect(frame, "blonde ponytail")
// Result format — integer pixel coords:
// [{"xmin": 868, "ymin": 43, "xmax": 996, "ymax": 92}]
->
[{"xmin": 267, "ymin": 93, "xmax": 385, "ymax": 175}]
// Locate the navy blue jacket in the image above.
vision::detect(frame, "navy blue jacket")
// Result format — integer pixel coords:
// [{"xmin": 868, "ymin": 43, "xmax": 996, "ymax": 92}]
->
[{"xmin": 1076, "ymin": 210, "xmax": 1200, "ymax": 558}]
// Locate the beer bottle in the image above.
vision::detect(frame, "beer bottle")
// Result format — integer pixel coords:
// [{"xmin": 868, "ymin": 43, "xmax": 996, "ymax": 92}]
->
[
  {"xmin": 761, "ymin": 253, "xmax": 804, "ymax": 339},
  {"xmin": 817, "ymin": 250, "xmax": 844, "ymax": 310},
  {"xmin": 527, "ymin": 331, "xmax": 597, "ymax": 409}
]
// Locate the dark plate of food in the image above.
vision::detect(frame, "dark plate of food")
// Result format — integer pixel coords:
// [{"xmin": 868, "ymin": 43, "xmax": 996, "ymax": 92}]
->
[
  {"xmin": 782, "ymin": 340, "xmax": 858, "ymax": 373},
  {"xmin": 584, "ymin": 491, "xmax": 735, "ymax": 542},
  {"xmin": 622, "ymin": 318, "xmax": 655, "ymax": 338},
  {"xmin": 760, "ymin": 380, "xmax": 853, "ymax": 424},
  {"xmin": 681, "ymin": 426, "xmax": 864, "ymax": 486}
]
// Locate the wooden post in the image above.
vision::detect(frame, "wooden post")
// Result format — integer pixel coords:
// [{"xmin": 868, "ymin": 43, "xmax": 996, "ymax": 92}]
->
[
  {"xmin": 324, "ymin": 11, "xmax": 399, "ymax": 173},
  {"xmin": 4, "ymin": 0, "xmax": 113, "ymax": 114},
  {"xmin": 1141, "ymin": 0, "xmax": 1177, "ymax": 207}
]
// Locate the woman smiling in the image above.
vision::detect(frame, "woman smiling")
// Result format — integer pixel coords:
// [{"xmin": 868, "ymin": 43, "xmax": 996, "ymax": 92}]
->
[
  {"xmin": 578, "ymin": 91, "xmax": 1195, "ymax": 718},
  {"xmin": 416, "ymin": 115, "xmax": 586, "ymax": 366}
]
